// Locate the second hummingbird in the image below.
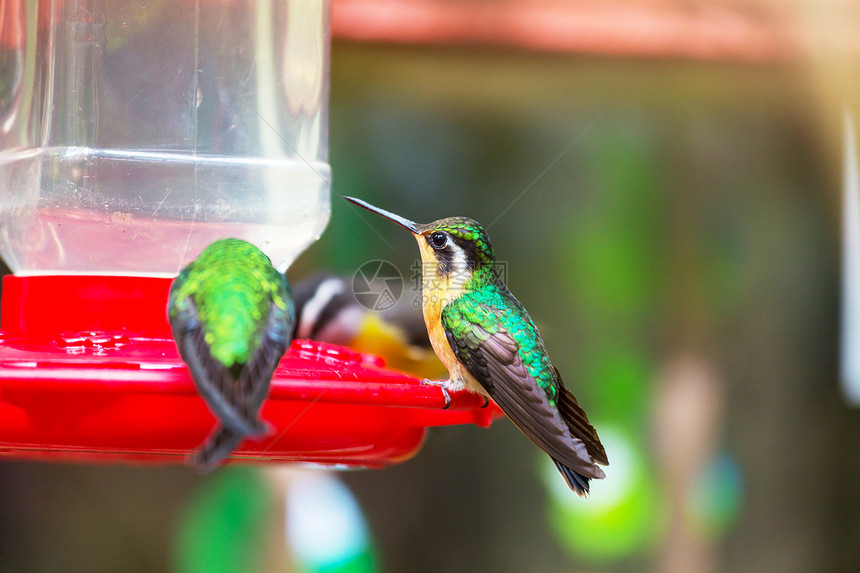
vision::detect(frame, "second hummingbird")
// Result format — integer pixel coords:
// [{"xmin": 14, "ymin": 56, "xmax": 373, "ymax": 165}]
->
[
  {"xmin": 168, "ymin": 238, "xmax": 295, "ymax": 472},
  {"xmin": 345, "ymin": 196, "xmax": 608, "ymax": 496}
]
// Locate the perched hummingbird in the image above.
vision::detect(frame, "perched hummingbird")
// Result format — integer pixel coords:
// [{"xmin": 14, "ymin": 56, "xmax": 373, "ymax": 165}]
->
[
  {"xmin": 344, "ymin": 197, "xmax": 608, "ymax": 495},
  {"xmin": 168, "ymin": 238, "xmax": 295, "ymax": 472}
]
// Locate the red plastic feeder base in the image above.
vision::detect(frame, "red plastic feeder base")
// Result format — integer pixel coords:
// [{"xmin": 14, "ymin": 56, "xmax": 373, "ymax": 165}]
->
[{"xmin": 0, "ymin": 275, "xmax": 501, "ymax": 467}]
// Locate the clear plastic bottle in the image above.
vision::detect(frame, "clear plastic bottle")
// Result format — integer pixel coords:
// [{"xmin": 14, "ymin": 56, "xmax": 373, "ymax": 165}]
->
[{"xmin": 0, "ymin": 0, "xmax": 331, "ymax": 276}]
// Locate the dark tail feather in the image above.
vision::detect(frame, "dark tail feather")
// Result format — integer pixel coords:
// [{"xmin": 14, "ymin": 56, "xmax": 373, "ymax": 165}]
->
[
  {"xmin": 553, "ymin": 459, "xmax": 591, "ymax": 497},
  {"xmin": 190, "ymin": 426, "xmax": 245, "ymax": 474}
]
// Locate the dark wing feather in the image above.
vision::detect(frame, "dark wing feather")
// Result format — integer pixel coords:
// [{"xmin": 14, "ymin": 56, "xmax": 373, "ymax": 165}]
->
[
  {"xmin": 442, "ymin": 302, "xmax": 604, "ymax": 480},
  {"xmin": 169, "ymin": 297, "xmax": 263, "ymax": 436},
  {"xmin": 170, "ymin": 297, "xmax": 288, "ymax": 438},
  {"xmin": 555, "ymin": 367, "xmax": 608, "ymax": 465},
  {"xmin": 191, "ymin": 314, "xmax": 287, "ymax": 472},
  {"xmin": 171, "ymin": 296, "xmax": 291, "ymax": 471},
  {"xmin": 238, "ymin": 300, "xmax": 291, "ymax": 413}
]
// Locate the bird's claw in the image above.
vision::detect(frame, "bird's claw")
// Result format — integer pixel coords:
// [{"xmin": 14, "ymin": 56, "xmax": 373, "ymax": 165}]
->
[
  {"xmin": 421, "ymin": 379, "xmax": 452, "ymax": 409},
  {"xmin": 481, "ymin": 395, "xmax": 490, "ymax": 408}
]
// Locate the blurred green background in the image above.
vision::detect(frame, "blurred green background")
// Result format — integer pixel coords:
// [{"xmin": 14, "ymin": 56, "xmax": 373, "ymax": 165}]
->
[{"xmin": 2, "ymin": 20, "xmax": 860, "ymax": 573}]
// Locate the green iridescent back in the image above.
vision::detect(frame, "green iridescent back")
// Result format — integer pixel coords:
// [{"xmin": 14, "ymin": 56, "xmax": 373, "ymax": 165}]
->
[{"xmin": 169, "ymin": 239, "xmax": 293, "ymax": 368}]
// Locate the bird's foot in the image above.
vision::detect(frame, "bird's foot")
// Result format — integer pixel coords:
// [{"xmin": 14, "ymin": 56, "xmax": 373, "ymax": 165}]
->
[
  {"xmin": 481, "ymin": 395, "xmax": 490, "ymax": 408},
  {"xmin": 421, "ymin": 379, "xmax": 452, "ymax": 409}
]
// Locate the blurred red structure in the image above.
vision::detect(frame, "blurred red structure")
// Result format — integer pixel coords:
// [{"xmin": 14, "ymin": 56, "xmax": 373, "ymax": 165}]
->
[{"xmin": 332, "ymin": 0, "xmax": 817, "ymax": 62}]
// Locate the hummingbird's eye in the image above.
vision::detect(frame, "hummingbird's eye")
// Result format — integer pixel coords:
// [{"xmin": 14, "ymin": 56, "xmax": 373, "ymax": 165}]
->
[{"xmin": 430, "ymin": 232, "xmax": 447, "ymax": 249}]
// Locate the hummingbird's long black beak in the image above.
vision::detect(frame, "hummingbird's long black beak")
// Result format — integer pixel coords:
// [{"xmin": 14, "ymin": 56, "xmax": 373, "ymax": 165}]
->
[{"xmin": 343, "ymin": 196, "xmax": 420, "ymax": 233}]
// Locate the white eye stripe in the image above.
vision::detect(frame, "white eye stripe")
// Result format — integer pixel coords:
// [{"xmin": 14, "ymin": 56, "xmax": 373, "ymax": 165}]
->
[{"xmin": 448, "ymin": 241, "xmax": 469, "ymax": 284}]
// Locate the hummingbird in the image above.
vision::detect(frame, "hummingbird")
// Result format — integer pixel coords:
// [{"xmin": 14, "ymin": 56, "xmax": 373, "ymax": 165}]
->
[
  {"xmin": 344, "ymin": 197, "xmax": 608, "ymax": 495},
  {"xmin": 291, "ymin": 272, "xmax": 446, "ymax": 379},
  {"xmin": 168, "ymin": 238, "xmax": 295, "ymax": 472}
]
